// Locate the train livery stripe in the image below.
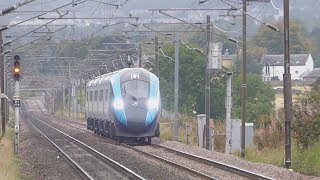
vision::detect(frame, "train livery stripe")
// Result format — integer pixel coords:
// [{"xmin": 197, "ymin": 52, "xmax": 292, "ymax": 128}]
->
[
  {"xmin": 111, "ymin": 73, "xmax": 127, "ymax": 125},
  {"xmin": 146, "ymin": 73, "xmax": 159, "ymax": 126}
]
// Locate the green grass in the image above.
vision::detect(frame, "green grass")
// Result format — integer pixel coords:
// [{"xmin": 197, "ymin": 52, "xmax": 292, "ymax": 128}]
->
[
  {"xmin": 245, "ymin": 142, "xmax": 320, "ymax": 176},
  {"xmin": 291, "ymin": 143, "xmax": 320, "ymax": 176},
  {"xmin": 0, "ymin": 127, "xmax": 20, "ymax": 180},
  {"xmin": 160, "ymin": 116, "xmax": 320, "ymax": 177}
]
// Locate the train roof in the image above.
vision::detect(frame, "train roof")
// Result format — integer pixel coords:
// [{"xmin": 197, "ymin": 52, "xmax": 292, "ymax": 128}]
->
[{"xmin": 86, "ymin": 68, "xmax": 155, "ymax": 87}]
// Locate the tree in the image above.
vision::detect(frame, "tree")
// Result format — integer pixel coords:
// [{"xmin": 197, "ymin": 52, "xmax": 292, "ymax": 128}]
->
[
  {"xmin": 253, "ymin": 20, "xmax": 310, "ymax": 54},
  {"xmin": 309, "ymin": 27, "xmax": 320, "ymax": 67},
  {"xmin": 190, "ymin": 32, "xmax": 238, "ymax": 54},
  {"xmin": 157, "ymin": 43, "xmax": 275, "ymax": 121},
  {"xmin": 293, "ymin": 89, "xmax": 320, "ymax": 149},
  {"xmin": 157, "ymin": 44, "xmax": 206, "ymax": 115},
  {"xmin": 231, "ymin": 74, "xmax": 275, "ymax": 123}
]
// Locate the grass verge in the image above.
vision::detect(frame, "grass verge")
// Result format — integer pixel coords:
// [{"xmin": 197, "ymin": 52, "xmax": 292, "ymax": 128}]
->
[
  {"xmin": 0, "ymin": 127, "xmax": 20, "ymax": 180},
  {"xmin": 245, "ymin": 142, "xmax": 320, "ymax": 176}
]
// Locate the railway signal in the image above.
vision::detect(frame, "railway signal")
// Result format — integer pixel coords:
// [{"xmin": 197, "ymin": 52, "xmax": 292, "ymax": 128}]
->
[{"xmin": 13, "ymin": 55, "xmax": 20, "ymax": 80}]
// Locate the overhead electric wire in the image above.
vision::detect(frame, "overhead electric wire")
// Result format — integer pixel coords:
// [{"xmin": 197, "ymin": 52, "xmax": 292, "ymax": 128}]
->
[
  {"xmin": 2, "ymin": 25, "xmax": 67, "ymax": 55},
  {"xmin": 157, "ymin": 11, "xmax": 239, "ymax": 43},
  {"xmin": 0, "ymin": 0, "xmax": 37, "ymax": 16},
  {"xmin": 2, "ymin": 12, "xmax": 68, "ymax": 46},
  {"xmin": 270, "ymin": 0, "xmax": 280, "ymax": 10},
  {"xmin": 0, "ymin": 0, "xmax": 85, "ymax": 31},
  {"xmin": 219, "ymin": 0, "xmax": 279, "ymax": 31}
]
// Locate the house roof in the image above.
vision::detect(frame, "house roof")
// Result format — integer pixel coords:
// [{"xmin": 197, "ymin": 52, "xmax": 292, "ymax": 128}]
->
[
  {"xmin": 260, "ymin": 54, "xmax": 310, "ymax": 66},
  {"xmin": 302, "ymin": 68, "xmax": 320, "ymax": 78}
]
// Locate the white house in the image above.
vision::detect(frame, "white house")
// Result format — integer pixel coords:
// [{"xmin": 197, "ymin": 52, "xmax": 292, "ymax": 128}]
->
[{"xmin": 261, "ymin": 54, "xmax": 314, "ymax": 81}]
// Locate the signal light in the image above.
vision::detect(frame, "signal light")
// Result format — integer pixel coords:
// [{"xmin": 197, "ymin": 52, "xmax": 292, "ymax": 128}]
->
[{"xmin": 13, "ymin": 55, "xmax": 20, "ymax": 80}]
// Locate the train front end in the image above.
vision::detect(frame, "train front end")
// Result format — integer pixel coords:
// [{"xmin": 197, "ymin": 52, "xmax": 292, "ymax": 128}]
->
[{"xmin": 111, "ymin": 68, "xmax": 160, "ymax": 138}]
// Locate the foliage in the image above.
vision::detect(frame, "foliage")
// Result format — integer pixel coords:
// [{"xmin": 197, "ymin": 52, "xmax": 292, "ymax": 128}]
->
[
  {"xmin": 190, "ymin": 32, "xmax": 238, "ymax": 54},
  {"xmin": 310, "ymin": 78, "xmax": 320, "ymax": 91},
  {"xmin": 231, "ymin": 74, "xmax": 275, "ymax": 123},
  {"xmin": 159, "ymin": 116, "xmax": 198, "ymax": 145},
  {"xmin": 253, "ymin": 20, "xmax": 310, "ymax": 54},
  {"xmin": 291, "ymin": 142, "xmax": 320, "ymax": 176},
  {"xmin": 293, "ymin": 90, "xmax": 320, "ymax": 149},
  {"xmin": 309, "ymin": 27, "xmax": 320, "ymax": 67},
  {"xmin": 233, "ymin": 48, "xmax": 264, "ymax": 75},
  {"xmin": 158, "ymin": 44, "xmax": 205, "ymax": 116},
  {"xmin": 253, "ymin": 112, "xmax": 284, "ymax": 149},
  {"xmin": 245, "ymin": 142, "xmax": 320, "ymax": 176},
  {"xmin": 157, "ymin": 44, "xmax": 275, "ymax": 121},
  {"xmin": 0, "ymin": 127, "xmax": 20, "ymax": 180}
]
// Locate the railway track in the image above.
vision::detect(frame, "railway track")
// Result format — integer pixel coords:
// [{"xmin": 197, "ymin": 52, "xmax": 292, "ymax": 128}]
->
[
  {"xmin": 22, "ymin": 105, "xmax": 145, "ymax": 180},
  {"xmin": 150, "ymin": 144, "xmax": 274, "ymax": 180}
]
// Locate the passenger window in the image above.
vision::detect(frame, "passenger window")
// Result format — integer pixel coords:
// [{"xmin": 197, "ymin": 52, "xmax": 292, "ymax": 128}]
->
[
  {"xmin": 99, "ymin": 90, "xmax": 104, "ymax": 101},
  {"xmin": 106, "ymin": 87, "xmax": 109, "ymax": 101},
  {"xmin": 86, "ymin": 92, "xmax": 88, "ymax": 101},
  {"xmin": 94, "ymin": 90, "xmax": 98, "ymax": 101},
  {"xmin": 90, "ymin": 91, "xmax": 93, "ymax": 101}
]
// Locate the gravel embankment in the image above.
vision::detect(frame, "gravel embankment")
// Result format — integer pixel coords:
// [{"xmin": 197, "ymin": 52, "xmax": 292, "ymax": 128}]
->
[{"xmin": 19, "ymin": 117, "xmax": 82, "ymax": 180}]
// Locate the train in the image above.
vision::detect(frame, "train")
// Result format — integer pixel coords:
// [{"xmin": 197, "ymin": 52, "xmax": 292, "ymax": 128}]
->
[{"xmin": 86, "ymin": 67, "xmax": 161, "ymax": 143}]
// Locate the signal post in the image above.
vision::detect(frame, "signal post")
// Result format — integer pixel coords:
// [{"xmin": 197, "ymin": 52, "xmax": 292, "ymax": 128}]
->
[{"xmin": 12, "ymin": 55, "xmax": 21, "ymax": 154}]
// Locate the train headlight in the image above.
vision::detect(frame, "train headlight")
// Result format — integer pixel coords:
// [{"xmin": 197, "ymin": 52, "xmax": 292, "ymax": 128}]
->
[
  {"xmin": 148, "ymin": 98, "xmax": 159, "ymax": 109},
  {"xmin": 113, "ymin": 98, "xmax": 124, "ymax": 110}
]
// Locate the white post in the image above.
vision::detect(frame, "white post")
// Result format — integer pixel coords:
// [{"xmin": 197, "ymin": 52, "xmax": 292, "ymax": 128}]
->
[
  {"xmin": 225, "ymin": 72, "xmax": 232, "ymax": 154},
  {"xmin": 197, "ymin": 114, "xmax": 206, "ymax": 148},
  {"xmin": 14, "ymin": 80, "xmax": 20, "ymax": 154}
]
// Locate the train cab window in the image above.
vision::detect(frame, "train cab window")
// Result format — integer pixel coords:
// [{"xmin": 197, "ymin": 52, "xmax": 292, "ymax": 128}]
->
[
  {"xmin": 99, "ymin": 90, "xmax": 104, "ymax": 101},
  {"xmin": 86, "ymin": 92, "xmax": 89, "ymax": 101},
  {"xmin": 94, "ymin": 90, "xmax": 98, "ymax": 101},
  {"xmin": 121, "ymin": 80, "xmax": 149, "ymax": 99},
  {"xmin": 90, "ymin": 91, "xmax": 93, "ymax": 101},
  {"xmin": 105, "ymin": 87, "xmax": 109, "ymax": 101}
]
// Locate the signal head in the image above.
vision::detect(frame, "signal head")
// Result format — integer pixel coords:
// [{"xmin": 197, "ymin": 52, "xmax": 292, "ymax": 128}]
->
[
  {"xmin": 12, "ymin": 55, "xmax": 21, "ymax": 80},
  {"xmin": 13, "ymin": 55, "xmax": 20, "ymax": 61}
]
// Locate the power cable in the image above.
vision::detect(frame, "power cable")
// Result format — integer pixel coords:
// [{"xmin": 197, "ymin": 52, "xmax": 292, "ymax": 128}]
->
[
  {"xmin": 219, "ymin": 0, "xmax": 279, "ymax": 32},
  {"xmin": 0, "ymin": 0, "xmax": 85, "ymax": 31},
  {"xmin": 0, "ymin": 0, "xmax": 37, "ymax": 16},
  {"xmin": 270, "ymin": 0, "xmax": 280, "ymax": 10}
]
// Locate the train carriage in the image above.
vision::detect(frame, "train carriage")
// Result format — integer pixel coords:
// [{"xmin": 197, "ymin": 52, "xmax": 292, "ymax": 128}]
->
[{"xmin": 86, "ymin": 68, "xmax": 160, "ymax": 143}]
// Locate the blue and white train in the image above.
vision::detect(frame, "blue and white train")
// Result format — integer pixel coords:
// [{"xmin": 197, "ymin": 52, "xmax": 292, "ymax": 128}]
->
[{"xmin": 86, "ymin": 68, "xmax": 161, "ymax": 143}]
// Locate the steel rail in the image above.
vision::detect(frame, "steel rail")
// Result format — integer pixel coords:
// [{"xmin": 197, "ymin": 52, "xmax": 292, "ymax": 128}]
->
[
  {"xmin": 25, "ymin": 101, "xmax": 145, "ymax": 180},
  {"xmin": 121, "ymin": 143, "xmax": 218, "ymax": 180},
  {"xmin": 22, "ymin": 111, "xmax": 93, "ymax": 180},
  {"xmin": 151, "ymin": 144, "xmax": 275, "ymax": 180}
]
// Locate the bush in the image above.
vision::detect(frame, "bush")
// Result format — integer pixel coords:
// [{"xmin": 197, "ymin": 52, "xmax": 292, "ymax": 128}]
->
[
  {"xmin": 293, "ymin": 90, "xmax": 320, "ymax": 149},
  {"xmin": 253, "ymin": 112, "xmax": 284, "ymax": 149}
]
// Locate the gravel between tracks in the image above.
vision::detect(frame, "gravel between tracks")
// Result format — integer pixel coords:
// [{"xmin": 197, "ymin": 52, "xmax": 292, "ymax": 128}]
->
[{"xmin": 19, "ymin": 117, "xmax": 81, "ymax": 180}]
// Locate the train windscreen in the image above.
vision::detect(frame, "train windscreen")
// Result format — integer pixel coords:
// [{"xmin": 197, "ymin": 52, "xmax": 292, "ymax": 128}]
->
[{"xmin": 121, "ymin": 80, "xmax": 149, "ymax": 99}]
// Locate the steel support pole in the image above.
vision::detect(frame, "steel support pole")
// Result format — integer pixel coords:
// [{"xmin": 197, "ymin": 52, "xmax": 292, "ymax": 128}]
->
[
  {"xmin": 62, "ymin": 83, "xmax": 65, "ymax": 112},
  {"xmin": 0, "ymin": 32, "xmax": 5, "ymax": 138},
  {"xmin": 75, "ymin": 85, "xmax": 78, "ymax": 119},
  {"xmin": 173, "ymin": 33, "xmax": 180, "ymax": 141},
  {"xmin": 139, "ymin": 44, "xmax": 142, "ymax": 68},
  {"xmin": 155, "ymin": 37, "xmax": 159, "ymax": 77},
  {"xmin": 283, "ymin": 0, "xmax": 292, "ymax": 169},
  {"xmin": 68, "ymin": 63, "xmax": 71, "ymax": 118},
  {"xmin": 205, "ymin": 15, "xmax": 211, "ymax": 150},
  {"xmin": 241, "ymin": 1, "xmax": 247, "ymax": 158}
]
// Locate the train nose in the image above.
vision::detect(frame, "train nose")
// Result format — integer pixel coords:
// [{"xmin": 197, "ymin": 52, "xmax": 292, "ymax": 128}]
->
[{"xmin": 124, "ymin": 107, "xmax": 148, "ymax": 132}]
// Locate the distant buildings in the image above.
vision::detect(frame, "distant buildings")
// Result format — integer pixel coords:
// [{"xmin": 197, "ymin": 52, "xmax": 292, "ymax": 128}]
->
[{"xmin": 260, "ymin": 54, "xmax": 314, "ymax": 81}]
